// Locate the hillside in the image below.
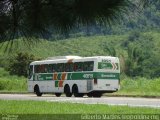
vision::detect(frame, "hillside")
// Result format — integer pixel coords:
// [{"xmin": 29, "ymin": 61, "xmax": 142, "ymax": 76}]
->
[
  {"xmin": 0, "ymin": 34, "xmax": 126, "ymax": 58},
  {"xmin": 0, "ymin": 31, "xmax": 160, "ymax": 78},
  {"xmin": 0, "ymin": 31, "xmax": 159, "ymax": 58}
]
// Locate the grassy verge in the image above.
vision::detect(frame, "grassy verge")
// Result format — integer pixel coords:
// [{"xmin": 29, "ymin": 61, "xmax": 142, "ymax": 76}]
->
[
  {"xmin": 0, "ymin": 100, "xmax": 159, "ymax": 120},
  {"xmin": 0, "ymin": 77, "xmax": 27, "ymax": 92},
  {"xmin": 0, "ymin": 68, "xmax": 27, "ymax": 92},
  {"xmin": 0, "ymin": 100, "xmax": 160, "ymax": 114},
  {"xmin": 111, "ymin": 77, "xmax": 160, "ymax": 97}
]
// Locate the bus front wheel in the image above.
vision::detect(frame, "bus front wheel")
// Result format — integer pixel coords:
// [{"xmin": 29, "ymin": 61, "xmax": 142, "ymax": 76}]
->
[
  {"xmin": 55, "ymin": 93, "xmax": 61, "ymax": 97},
  {"xmin": 34, "ymin": 85, "xmax": 42, "ymax": 97}
]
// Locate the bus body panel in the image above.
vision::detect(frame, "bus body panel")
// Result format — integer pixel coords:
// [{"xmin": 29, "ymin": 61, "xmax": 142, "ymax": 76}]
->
[
  {"xmin": 92, "ymin": 79, "xmax": 119, "ymax": 92},
  {"xmin": 28, "ymin": 80, "xmax": 89, "ymax": 93}
]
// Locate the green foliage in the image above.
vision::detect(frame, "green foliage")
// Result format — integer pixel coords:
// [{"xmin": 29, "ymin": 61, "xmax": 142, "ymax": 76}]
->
[
  {"xmin": 125, "ymin": 44, "xmax": 143, "ymax": 77},
  {"xmin": 0, "ymin": 77, "xmax": 26, "ymax": 92},
  {"xmin": 117, "ymin": 77, "xmax": 160, "ymax": 96},
  {"xmin": 128, "ymin": 31, "xmax": 140, "ymax": 42},
  {"xmin": 6, "ymin": 52, "xmax": 38, "ymax": 77},
  {"xmin": 102, "ymin": 42, "xmax": 117, "ymax": 56},
  {"xmin": 123, "ymin": 32, "xmax": 159, "ymax": 78},
  {"xmin": 0, "ymin": 67, "xmax": 10, "ymax": 77},
  {"xmin": 0, "ymin": 68, "xmax": 27, "ymax": 91}
]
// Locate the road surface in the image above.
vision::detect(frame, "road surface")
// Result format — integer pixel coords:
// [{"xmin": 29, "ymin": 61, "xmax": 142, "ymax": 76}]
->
[{"xmin": 0, "ymin": 94, "xmax": 159, "ymax": 108}]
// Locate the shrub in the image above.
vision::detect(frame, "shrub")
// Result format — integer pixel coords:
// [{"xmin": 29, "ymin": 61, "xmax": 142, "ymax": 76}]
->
[{"xmin": 6, "ymin": 52, "xmax": 39, "ymax": 77}]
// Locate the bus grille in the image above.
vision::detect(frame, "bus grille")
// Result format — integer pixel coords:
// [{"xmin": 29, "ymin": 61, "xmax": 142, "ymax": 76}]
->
[{"xmin": 87, "ymin": 80, "xmax": 92, "ymax": 91}]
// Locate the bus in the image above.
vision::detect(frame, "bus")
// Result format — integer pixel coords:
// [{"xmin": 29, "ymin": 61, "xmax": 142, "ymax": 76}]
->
[{"xmin": 28, "ymin": 56, "xmax": 120, "ymax": 97}]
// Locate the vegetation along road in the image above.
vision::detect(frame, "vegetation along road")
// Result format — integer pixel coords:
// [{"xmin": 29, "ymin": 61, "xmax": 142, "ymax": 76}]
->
[{"xmin": 0, "ymin": 94, "xmax": 159, "ymax": 108}]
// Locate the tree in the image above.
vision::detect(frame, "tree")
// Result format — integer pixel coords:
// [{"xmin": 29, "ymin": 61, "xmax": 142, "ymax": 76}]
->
[
  {"xmin": 124, "ymin": 34, "xmax": 159, "ymax": 78},
  {"xmin": 0, "ymin": 0, "xmax": 150, "ymax": 44},
  {"xmin": 102, "ymin": 42, "xmax": 117, "ymax": 56},
  {"xmin": 125, "ymin": 44, "xmax": 143, "ymax": 77},
  {"xmin": 6, "ymin": 52, "xmax": 39, "ymax": 77}
]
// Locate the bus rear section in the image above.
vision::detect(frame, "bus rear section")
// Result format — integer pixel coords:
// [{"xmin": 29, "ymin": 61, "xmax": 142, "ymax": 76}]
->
[{"xmin": 87, "ymin": 57, "xmax": 120, "ymax": 97}]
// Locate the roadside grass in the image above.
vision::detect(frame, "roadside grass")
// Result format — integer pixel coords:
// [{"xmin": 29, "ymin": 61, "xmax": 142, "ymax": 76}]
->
[
  {"xmin": 113, "ymin": 77, "xmax": 160, "ymax": 97},
  {"xmin": 0, "ymin": 68, "xmax": 27, "ymax": 92},
  {"xmin": 0, "ymin": 77, "xmax": 26, "ymax": 92},
  {"xmin": 0, "ymin": 100, "xmax": 160, "ymax": 114}
]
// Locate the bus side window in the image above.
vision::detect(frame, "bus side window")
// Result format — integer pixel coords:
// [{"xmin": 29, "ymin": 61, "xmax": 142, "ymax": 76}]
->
[
  {"xmin": 52, "ymin": 64, "xmax": 57, "ymax": 72},
  {"xmin": 35, "ymin": 65, "xmax": 47, "ymax": 73},
  {"xmin": 83, "ymin": 62, "xmax": 88, "ymax": 71},
  {"xmin": 44, "ymin": 64, "xmax": 48, "ymax": 73},
  {"xmin": 34, "ymin": 65, "xmax": 39, "ymax": 73},
  {"xmin": 83, "ymin": 61, "xmax": 94, "ymax": 71},
  {"xmin": 65, "ymin": 63, "xmax": 69, "ymax": 72},
  {"xmin": 48, "ymin": 64, "xmax": 52, "ymax": 73},
  {"xmin": 70, "ymin": 63, "xmax": 74, "ymax": 72},
  {"xmin": 88, "ymin": 61, "xmax": 94, "ymax": 71},
  {"xmin": 65, "ymin": 63, "xmax": 74, "ymax": 72},
  {"xmin": 57, "ymin": 63, "xmax": 64, "ymax": 72},
  {"xmin": 39, "ymin": 64, "xmax": 45, "ymax": 73},
  {"xmin": 74, "ymin": 62, "xmax": 83, "ymax": 71}
]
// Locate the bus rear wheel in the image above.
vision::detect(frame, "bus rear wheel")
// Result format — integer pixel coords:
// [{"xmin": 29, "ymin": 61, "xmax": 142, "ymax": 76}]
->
[
  {"xmin": 64, "ymin": 85, "xmax": 72, "ymax": 97},
  {"xmin": 55, "ymin": 93, "xmax": 61, "ymax": 97},
  {"xmin": 72, "ymin": 85, "xmax": 84, "ymax": 97},
  {"xmin": 92, "ymin": 92, "xmax": 102, "ymax": 98},
  {"xmin": 87, "ymin": 92, "xmax": 93, "ymax": 97},
  {"xmin": 34, "ymin": 85, "xmax": 42, "ymax": 97},
  {"xmin": 87, "ymin": 92, "xmax": 102, "ymax": 98}
]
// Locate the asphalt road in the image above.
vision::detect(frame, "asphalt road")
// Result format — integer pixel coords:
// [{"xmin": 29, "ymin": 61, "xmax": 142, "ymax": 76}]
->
[{"xmin": 0, "ymin": 94, "xmax": 160, "ymax": 108}]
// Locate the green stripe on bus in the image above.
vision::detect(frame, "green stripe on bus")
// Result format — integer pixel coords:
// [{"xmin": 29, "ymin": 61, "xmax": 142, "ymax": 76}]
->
[
  {"xmin": 57, "ymin": 74, "xmax": 61, "ymax": 80},
  {"xmin": 55, "ymin": 81, "xmax": 59, "ymax": 87},
  {"xmin": 33, "ymin": 72, "xmax": 119, "ymax": 81},
  {"xmin": 96, "ymin": 72, "xmax": 119, "ymax": 79}
]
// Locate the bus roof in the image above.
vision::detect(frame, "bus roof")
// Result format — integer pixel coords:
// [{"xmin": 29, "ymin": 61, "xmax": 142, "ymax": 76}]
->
[
  {"xmin": 30, "ymin": 56, "xmax": 118, "ymax": 65},
  {"xmin": 46, "ymin": 56, "xmax": 82, "ymax": 60}
]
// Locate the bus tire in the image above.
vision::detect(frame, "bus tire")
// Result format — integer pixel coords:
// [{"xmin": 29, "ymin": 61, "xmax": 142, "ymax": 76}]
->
[
  {"xmin": 55, "ymin": 93, "xmax": 61, "ymax": 97},
  {"xmin": 72, "ymin": 85, "xmax": 84, "ymax": 97},
  {"xmin": 87, "ymin": 92, "xmax": 93, "ymax": 97},
  {"xmin": 34, "ymin": 85, "xmax": 42, "ymax": 97},
  {"xmin": 92, "ymin": 92, "xmax": 102, "ymax": 98},
  {"xmin": 64, "ymin": 85, "xmax": 72, "ymax": 97}
]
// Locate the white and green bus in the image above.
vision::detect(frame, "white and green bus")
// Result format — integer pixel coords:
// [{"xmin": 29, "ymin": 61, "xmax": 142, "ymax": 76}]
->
[{"xmin": 28, "ymin": 56, "xmax": 120, "ymax": 97}]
